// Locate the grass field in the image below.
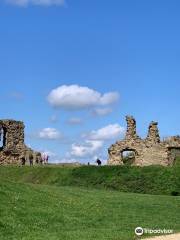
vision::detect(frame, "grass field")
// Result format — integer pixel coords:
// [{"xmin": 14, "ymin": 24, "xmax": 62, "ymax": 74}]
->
[
  {"xmin": 0, "ymin": 164, "xmax": 180, "ymax": 195},
  {"xmin": 0, "ymin": 165, "xmax": 180, "ymax": 240}
]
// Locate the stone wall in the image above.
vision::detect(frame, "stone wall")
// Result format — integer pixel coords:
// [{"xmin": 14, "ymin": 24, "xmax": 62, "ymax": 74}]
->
[
  {"xmin": 0, "ymin": 119, "xmax": 40, "ymax": 165},
  {"xmin": 108, "ymin": 116, "xmax": 180, "ymax": 166},
  {"xmin": 125, "ymin": 116, "xmax": 139, "ymax": 140},
  {"xmin": 146, "ymin": 121, "xmax": 160, "ymax": 144}
]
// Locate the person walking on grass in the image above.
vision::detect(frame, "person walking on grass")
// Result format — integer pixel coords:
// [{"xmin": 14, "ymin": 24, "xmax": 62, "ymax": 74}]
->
[
  {"xmin": 42, "ymin": 153, "xmax": 47, "ymax": 165},
  {"xmin": 45, "ymin": 155, "xmax": 49, "ymax": 165},
  {"xmin": 96, "ymin": 158, "xmax": 102, "ymax": 166}
]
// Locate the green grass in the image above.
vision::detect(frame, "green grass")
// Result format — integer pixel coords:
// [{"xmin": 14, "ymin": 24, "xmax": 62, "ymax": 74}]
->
[
  {"xmin": 0, "ymin": 165, "xmax": 180, "ymax": 240},
  {"xmin": 174, "ymin": 156, "xmax": 180, "ymax": 166},
  {"xmin": 0, "ymin": 165, "xmax": 180, "ymax": 195},
  {"xmin": 0, "ymin": 180, "xmax": 180, "ymax": 240}
]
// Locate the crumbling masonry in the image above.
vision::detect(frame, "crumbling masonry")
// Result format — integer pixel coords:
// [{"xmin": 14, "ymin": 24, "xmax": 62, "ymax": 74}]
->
[
  {"xmin": 0, "ymin": 119, "xmax": 40, "ymax": 165},
  {"xmin": 108, "ymin": 116, "xmax": 180, "ymax": 166}
]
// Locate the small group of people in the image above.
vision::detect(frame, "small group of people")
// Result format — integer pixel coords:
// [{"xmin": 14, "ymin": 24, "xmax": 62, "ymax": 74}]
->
[
  {"xmin": 21, "ymin": 154, "xmax": 101, "ymax": 166},
  {"xmin": 41, "ymin": 153, "xmax": 49, "ymax": 165},
  {"xmin": 21, "ymin": 152, "xmax": 49, "ymax": 166}
]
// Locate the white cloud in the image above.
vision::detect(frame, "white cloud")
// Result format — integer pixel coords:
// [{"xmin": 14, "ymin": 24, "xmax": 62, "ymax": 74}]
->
[
  {"xmin": 100, "ymin": 92, "xmax": 119, "ymax": 105},
  {"xmin": 68, "ymin": 123, "xmax": 124, "ymax": 160},
  {"xmin": 38, "ymin": 128, "xmax": 62, "ymax": 140},
  {"xmin": 92, "ymin": 107, "xmax": 113, "ymax": 116},
  {"xmin": 56, "ymin": 157, "xmax": 81, "ymax": 164},
  {"xmin": 42, "ymin": 150, "xmax": 56, "ymax": 157},
  {"xmin": 66, "ymin": 117, "xmax": 83, "ymax": 125},
  {"xmin": 87, "ymin": 124, "xmax": 125, "ymax": 141},
  {"xmin": 47, "ymin": 85, "xmax": 119, "ymax": 110},
  {"xmin": 70, "ymin": 140, "xmax": 103, "ymax": 158},
  {"xmin": 6, "ymin": 0, "xmax": 65, "ymax": 6}
]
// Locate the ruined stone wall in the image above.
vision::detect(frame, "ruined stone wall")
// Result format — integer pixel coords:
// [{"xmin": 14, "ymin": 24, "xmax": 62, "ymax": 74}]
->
[
  {"xmin": 0, "ymin": 120, "xmax": 25, "ymax": 151},
  {"xmin": 140, "ymin": 143, "xmax": 169, "ymax": 166},
  {"xmin": 125, "ymin": 116, "xmax": 139, "ymax": 140},
  {"xmin": 146, "ymin": 121, "xmax": 160, "ymax": 144},
  {"xmin": 108, "ymin": 116, "xmax": 180, "ymax": 166},
  {"xmin": 0, "ymin": 119, "xmax": 40, "ymax": 165},
  {"xmin": 165, "ymin": 136, "xmax": 180, "ymax": 165}
]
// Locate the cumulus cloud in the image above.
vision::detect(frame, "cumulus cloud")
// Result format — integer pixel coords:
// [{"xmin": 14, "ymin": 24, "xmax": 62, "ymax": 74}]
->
[
  {"xmin": 100, "ymin": 92, "xmax": 119, "ymax": 105},
  {"xmin": 92, "ymin": 107, "xmax": 113, "ymax": 116},
  {"xmin": 6, "ymin": 0, "xmax": 65, "ymax": 7},
  {"xmin": 87, "ymin": 124, "xmax": 125, "ymax": 141},
  {"xmin": 41, "ymin": 150, "xmax": 56, "ymax": 157},
  {"xmin": 55, "ymin": 157, "xmax": 80, "ymax": 164},
  {"xmin": 47, "ymin": 85, "xmax": 119, "ymax": 110},
  {"xmin": 69, "ymin": 123, "xmax": 124, "ymax": 159},
  {"xmin": 70, "ymin": 140, "xmax": 103, "ymax": 158},
  {"xmin": 66, "ymin": 117, "xmax": 83, "ymax": 125},
  {"xmin": 38, "ymin": 128, "xmax": 62, "ymax": 140}
]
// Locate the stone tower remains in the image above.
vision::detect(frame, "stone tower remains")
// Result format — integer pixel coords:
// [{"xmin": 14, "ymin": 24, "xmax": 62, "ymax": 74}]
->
[
  {"xmin": 125, "ymin": 116, "xmax": 139, "ymax": 140},
  {"xmin": 0, "ymin": 119, "xmax": 40, "ymax": 165},
  {"xmin": 108, "ymin": 116, "xmax": 180, "ymax": 166}
]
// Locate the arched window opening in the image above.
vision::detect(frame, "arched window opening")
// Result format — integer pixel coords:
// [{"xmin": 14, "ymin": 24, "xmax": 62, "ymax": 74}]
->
[{"xmin": 121, "ymin": 150, "xmax": 136, "ymax": 165}]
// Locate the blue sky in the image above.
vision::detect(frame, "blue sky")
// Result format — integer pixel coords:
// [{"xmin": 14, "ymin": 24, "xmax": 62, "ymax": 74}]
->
[{"xmin": 1, "ymin": 0, "xmax": 180, "ymax": 163}]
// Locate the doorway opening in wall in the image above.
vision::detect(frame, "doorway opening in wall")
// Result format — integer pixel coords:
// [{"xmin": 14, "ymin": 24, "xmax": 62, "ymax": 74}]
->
[
  {"xmin": 169, "ymin": 147, "xmax": 180, "ymax": 166},
  {"xmin": 121, "ymin": 150, "xmax": 136, "ymax": 165},
  {"xmin": 0, "ymin": 127, "xmax": 5, "ymax": 150}
]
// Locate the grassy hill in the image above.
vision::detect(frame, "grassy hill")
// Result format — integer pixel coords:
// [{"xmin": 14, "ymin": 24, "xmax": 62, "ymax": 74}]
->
[
  {"xmin": 0, "ymin": 164, "xmax": 180, "ymax": 195},
  {"xmin": 0, "ymin": 165, "xmax": 180, "ymax": 240}
]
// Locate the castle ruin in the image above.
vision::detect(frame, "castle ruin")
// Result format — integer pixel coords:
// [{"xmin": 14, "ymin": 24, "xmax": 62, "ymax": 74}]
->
[
  {"xmin": 0, "ymin": 119, "xmax": 40, "ymax": 165},
  {"xmin": 108, "ymin": 116, "xmax": 180, "ymax": 166}
]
